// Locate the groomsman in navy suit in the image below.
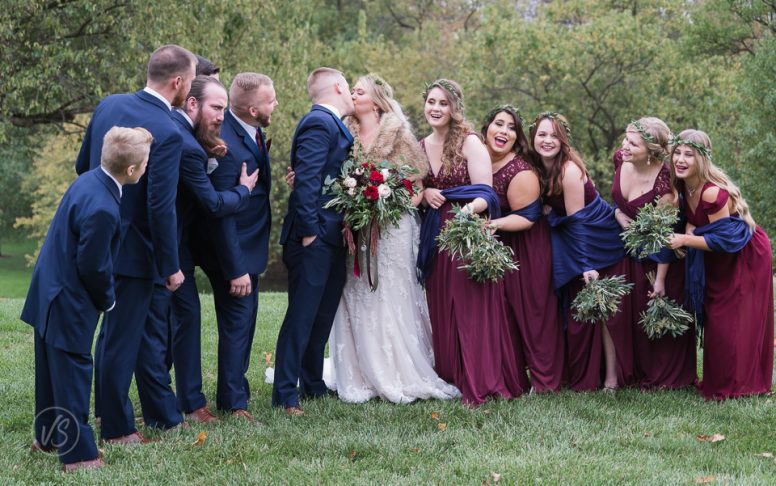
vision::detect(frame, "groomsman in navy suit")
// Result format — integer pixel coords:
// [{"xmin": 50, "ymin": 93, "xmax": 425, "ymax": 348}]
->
[
  {"xmin": 22, "ymin": 127, "xmax": 152, "ymax": 472},
  {"xmin": 198, "ymin": 72, "xmax": 277, "ymax": 421},
  {"xmin": 155, "ymin": 75, "xmax": 258, "ymax": 424},
  {"xmin": 75, "ymin": 45, "xmax": 196, "ymax": 442},
  {"xmin": 273, "ymin": 68, "xmax": 355, "ymax": 415}
]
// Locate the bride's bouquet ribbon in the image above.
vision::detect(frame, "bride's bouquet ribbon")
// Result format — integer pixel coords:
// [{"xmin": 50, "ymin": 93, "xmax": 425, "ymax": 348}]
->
[
  {"xmin": 547, "ymin": 194, "xmax": 625, "ymax": 290},
  {"xmin": 684, "ymin": 216, "xmax": 753, "ymax": 334},
  {"xmin": 416, "ymin": 184, "xmax": 500, "ymax": 283}
]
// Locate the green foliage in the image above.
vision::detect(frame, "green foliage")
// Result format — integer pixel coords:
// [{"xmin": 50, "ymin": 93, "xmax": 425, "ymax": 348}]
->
[
  {"xmin": 571, "ymin": 275, "xmax": 634, "ymax": 324},
  {"xmin": 437, "ymin": 206, "xmax": 518, "ymax": 283},
  {"xmin": 620, "ymin": 199, "xmax": 679, "ymax": 259},
  {"xmin": 639, "ymin": 295, "xmax": 695, "ymax": 340}
]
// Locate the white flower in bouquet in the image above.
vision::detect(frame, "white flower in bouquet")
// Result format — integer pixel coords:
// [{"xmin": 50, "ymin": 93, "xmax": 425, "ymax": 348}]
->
[
  {"xmin": 347, "ymin": 187, "xmax": 356, "ymax": 196},
  {"xmin": 344, "ymin": 177, "xmax": 357, "ymax": 188},
  {"xmin": 354, "ymin": 167, "xmax": 364, "ymax": 175},
  {"xmin": 381, "ymin": 168, "xmax": 391, "ymax": 180},
  {"xmin": 377, "ymin": 184, "xmax": 392, "ymax": 198}
]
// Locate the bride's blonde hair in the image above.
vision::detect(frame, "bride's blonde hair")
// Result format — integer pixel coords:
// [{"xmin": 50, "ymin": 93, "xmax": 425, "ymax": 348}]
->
[{"xmin": 669, "ymin": 129, "xmax": 756, "ymax": 231}]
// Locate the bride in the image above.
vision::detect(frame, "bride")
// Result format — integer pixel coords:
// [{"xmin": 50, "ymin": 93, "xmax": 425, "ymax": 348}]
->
[{"xmin": 283, "ymin": 74, "xmax": 460, "ymax": 403}]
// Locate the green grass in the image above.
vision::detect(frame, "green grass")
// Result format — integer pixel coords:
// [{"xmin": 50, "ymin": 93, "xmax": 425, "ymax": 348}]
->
[
  {"xmin": 0, "ymin": 239, "xmax": 35, "ymax": 299},
  {"xmin": 0, "ymin": 294, "xmax": 774, "ymax": 485}
]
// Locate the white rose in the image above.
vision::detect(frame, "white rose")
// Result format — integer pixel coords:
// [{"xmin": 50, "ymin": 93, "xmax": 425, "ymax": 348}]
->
[
  {"xmin": 347, "ymin": 187, "xmax": 356, "ymax": 196},
  {"xmin": 377, "ymin": 184, "xmax": 392, "ymax": 198},
  {"xmin": 354, "ymin": 167, "xmax": 364, "ymax": 175},
  {"xmin": 381, "ymin": 168, "xmax": 391, "ymax": 180},
  {"xmin": 344, "ymin": 177, "xmax": 357, "ymax": 188}
]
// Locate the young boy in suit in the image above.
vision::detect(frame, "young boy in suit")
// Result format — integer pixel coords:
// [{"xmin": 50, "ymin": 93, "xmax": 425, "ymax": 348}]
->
[{"xmin": 21, "ymin": 126, "xmax": 152, "ymax": 472}]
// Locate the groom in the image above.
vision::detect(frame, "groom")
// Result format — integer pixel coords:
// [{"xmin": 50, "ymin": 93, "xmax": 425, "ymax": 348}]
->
[{"xmin": 273, "ymin": 68, "xmax": 354, "ymax": 415}]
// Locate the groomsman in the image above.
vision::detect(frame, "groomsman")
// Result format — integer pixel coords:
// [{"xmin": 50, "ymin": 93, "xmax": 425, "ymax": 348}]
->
[
  {"xmin": 75, "ymin": 44, "xmax": 196, "ymax": 443},
  {"xmin": 273, "ymin": 68, "xmax": 354, "ymax": 415},
  {"xmin": 199, "ymin": 72, "xmax": 277, "ymax": 421},
  {"xmin": 23, "ymin": 127, "xmax": 152, "ymax": 471},
  {"xmin": 163, "ymin": 75, "xmax": 258, "ymax": 423}
]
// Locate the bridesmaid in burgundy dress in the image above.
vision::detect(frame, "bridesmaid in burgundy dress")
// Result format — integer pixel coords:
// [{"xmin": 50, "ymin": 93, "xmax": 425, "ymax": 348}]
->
[
  {"xmin": 418, "ymin": 80, "xmax": 526, "ymax": 405},
  {"xmin": 667, "ymin": 129, "xmax": 773, "ymax": 400},
  {"xmin": 611, "ymin": 118, "xmax": 696, "ymax": 389},
  {"xmin": 485, "ymin": 105, "xmax": 564, "ymax": 392},
  {"xmin": 528, "ymin": 112, "xmax": 628, "ymax": 392}
]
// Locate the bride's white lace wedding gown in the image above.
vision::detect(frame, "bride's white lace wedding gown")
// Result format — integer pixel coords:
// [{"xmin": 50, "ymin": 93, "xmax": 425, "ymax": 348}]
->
[{"xmin": 326, "ymin": 212, "xmax": 460, "ymax": 403}]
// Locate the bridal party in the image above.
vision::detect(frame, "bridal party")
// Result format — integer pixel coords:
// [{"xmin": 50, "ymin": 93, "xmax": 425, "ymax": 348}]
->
[{"xmin": 21, "ymin": 44, "xmax": 774, "ymax": 472}]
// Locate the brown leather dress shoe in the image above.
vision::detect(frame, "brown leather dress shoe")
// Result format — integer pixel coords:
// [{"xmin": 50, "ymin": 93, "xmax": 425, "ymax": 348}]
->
[
  {"xmin": 31, "ymin": 439, "xmax": 56, "ymax": 453},
  {"xmin": 231, "ymin": 409, "xmax": 255, "ymax": 422},
  {"xmin": 285, "ymin": 406, "xmax": 305, "ymax": 417},
  {"xmin": 187, "ymin": 406, "xmax": 217, "ymax": 424},
  {"xmin": 102, "ymin": 431, "xmax": 156, "ymax": 445},
  {"xmin": 63, "ymin": 456, "xmax": 105, "ymax": 473}
]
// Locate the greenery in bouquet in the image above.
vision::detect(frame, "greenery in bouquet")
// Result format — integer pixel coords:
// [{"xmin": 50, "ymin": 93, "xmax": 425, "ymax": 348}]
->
[
  {"xmin": 436, "ymin": 206, "xmax": 518, "ymax": 283},
  {"xmin": 323, "ymin": 157, "xmax": 418, "ymax": 232},
  {"xmin": 571, "ymin": 275, "xmax": 634, "ymax": 324},
  {"xmin": 638, "ymin": 271, "xmax": 694, "ymax": 340},
  {"xmin": 620, "ymin": 199, "xmax": 679, "ymax": 259}
]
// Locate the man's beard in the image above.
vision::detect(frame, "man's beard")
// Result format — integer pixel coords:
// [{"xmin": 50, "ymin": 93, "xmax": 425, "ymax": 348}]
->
[
  {"xmin": 253, "ymin": 111, "xmax": 270, "ymax": 128},
  {"xmin": 171, "ymin": 87, "xmax": 187, "ymax": 108},
  {"xmin": 194, "ymin": 115, "xmax": 226, "ymax": 157}
]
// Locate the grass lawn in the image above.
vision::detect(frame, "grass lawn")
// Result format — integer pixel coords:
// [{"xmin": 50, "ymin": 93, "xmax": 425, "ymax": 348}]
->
[
  {"xmin": 0, "ymin": 239, "xmax": 35, "ymax": 299},
  {"xmin": 0, "ymin": 293, "xmax": 774, "ymax": 485}
]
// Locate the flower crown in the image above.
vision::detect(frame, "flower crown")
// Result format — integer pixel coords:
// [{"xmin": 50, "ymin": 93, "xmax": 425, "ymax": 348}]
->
[
  {"xmin": 669, "ymin": 135, "xmax": 712, "ymax": 160},
  {"xmin": 486, "ymin": 104, "xmax": 522, "ymax": 126},
  {"xmin": 629, "ymin": 120, "xmax": 655, "ymax": 144},
  {"xmin": 529, "ymin": 112, "xmax": 573, "ymax": 145},
  {"xmin": 422, "ymin": 80, "xmax": 464, "ymax": 111}
]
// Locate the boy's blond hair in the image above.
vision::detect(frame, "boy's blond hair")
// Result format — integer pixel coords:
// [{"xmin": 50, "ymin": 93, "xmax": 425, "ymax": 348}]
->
[{"xmin": 101, "ymin": 126, "xmax": 154, "ymax": 175}]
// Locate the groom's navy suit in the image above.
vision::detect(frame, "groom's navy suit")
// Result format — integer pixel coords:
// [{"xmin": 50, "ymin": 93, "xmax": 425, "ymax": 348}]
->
[
  {"xmin": 75, "ymin": 89, "xmax": 183, "ymax": 439},
  {"xmin": 273, "ymin": 105, "xmax": 353, "ymax": 408},
  {"xmin": 199, "ymin": 110, "xmax": 271, "ymax": 411},
  {"xmin": 21, "ymin": 167, "xmax": 120, "ymax": 465}
]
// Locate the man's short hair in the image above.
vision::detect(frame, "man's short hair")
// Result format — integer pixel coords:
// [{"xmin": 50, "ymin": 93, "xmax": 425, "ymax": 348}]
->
[
  {"xmin": 306, "ymin": 67, "xmax": 344, "ymax": 102},
  {"xmin": 101, "ymin": 127, "xmax": 153, "ymax": 175},
  {"xmin": 195, "ymin": 55, "xmax": 220, "ymax": 76},
  {"xmin": 147, "ymin": 44, "xmax": 196, "ymax": 84},
  {"xmin": 229, "ymin": 72, "xmax": 273, "ymax": 115}
]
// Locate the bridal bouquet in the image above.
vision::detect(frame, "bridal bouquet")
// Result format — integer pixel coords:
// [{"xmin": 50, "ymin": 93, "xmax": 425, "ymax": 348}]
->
[
  {"xmin": 323, "ymin": 157, "xmax": 419, "ymax": 290},
  {"xmin": 638, "ymin": 271, "xmax": 694, "ymax": 339},
  {"xmin": 571, "ymin": 275, "xmax": 634, "ymax": 324},
  {"xmin": 436, "ymin": 206, "xmax": 518, "ymax": 283},
  {"xmin": 621, "ymin": 199, "xmax": 679, "ymax": 259}
]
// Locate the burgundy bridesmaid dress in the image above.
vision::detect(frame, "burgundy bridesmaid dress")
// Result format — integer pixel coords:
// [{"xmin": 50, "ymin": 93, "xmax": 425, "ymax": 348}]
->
[
  {"xmin": 422, "ymin": 141, "xmax": 527, "ymax": 405},
  {"xmin": 610, "ymin": 151, "xmax": 696, "ymax": 389},
  {"xmin": 545, "ymin": 178, "xmax": 631, "ymax": 391},
  {"xmin": 686, "ymin": 183, "xmax": 773, "ymax": 400},
  {"xmin": 494, "ymin": 156, "xmax": 564, "ymax": 392}
]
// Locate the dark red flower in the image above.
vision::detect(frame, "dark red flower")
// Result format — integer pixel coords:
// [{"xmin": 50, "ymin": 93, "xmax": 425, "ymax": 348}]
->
[
  {"xmin": 401, "ymin": 178, "xmax": 414, "ymax": 196},
  {"xmin": 361, "ymin": 162, "xmax": 370, "ymax": 168},
  {"xmin": 369, "ymin": 170, "xmax": 384, "ymax": 185},
  {"xmin": 364, "ymin": 185, "xmax": 379, "ymax": 201}
]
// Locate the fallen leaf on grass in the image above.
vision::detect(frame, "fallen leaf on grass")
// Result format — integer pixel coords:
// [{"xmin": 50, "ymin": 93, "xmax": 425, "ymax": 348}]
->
[
  {"xmin": 754, "ymin": 452, "xmax": 773, "ymax": 458},
  {"xmin": 348, "ymin": 450, "xmax": 358, "ymax": 462},
  {"xmin": 192, "ymin": 432, "xmax": 207, "ymax": 446},
  {"xmin": 483, "ymin": 410, "xmax": 491, "ymax": 415},
  {"xmin": 437, "ymin": 422, "xmax": 447, "ymax": 432},
  {"xmin": 695, "ymin": 476, "xmax": 715, "ymax": 484},
  {"xmin": 696, "ymin": 434, "xmax": 725, "ymax": 443},
  {"xmin": 264, "ymin": 352, "xmax": 273, "ymax": 366},
  {"xmin": 490, "ymin": 472, "xmax": 502, "ymax": 482},
  {"xmin": 431, "ymin": 412, "xmax": 440, "ymax": 421},
  {"xmin": 644, "ymin": 432, "xmax": 652, "ymax": 437},
  {"xmin": 409, "ymin": 448, "xmax": 420, "ymax": 453}
]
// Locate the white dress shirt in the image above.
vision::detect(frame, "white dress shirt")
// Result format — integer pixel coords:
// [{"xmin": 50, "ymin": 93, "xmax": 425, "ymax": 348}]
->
[{"xmin": 143, "ymin": 86, "xmax": 172, "ymax": 111}]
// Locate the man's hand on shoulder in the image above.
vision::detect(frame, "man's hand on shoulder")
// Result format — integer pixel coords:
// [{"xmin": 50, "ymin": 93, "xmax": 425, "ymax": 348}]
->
[{"xmin": 239, "ymin": 162, "xmax": 259, "ymax": 192}]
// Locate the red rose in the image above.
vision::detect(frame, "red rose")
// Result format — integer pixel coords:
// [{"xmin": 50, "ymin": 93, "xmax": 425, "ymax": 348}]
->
[
  {"xmin": 364, "ymin": 185, "xmax": 379, "ymax": 201},
  {"xmin": 402, "ymin": 178, "xmax": 414, "ymax": 196},
  {"xmin": 369, "ymin": 170, "xmax": 384, "ymax": 185}
]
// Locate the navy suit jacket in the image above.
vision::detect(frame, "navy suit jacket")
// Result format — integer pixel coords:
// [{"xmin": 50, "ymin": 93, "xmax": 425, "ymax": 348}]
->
[
  {"xmin": 171, "ymin": 110, "xmax": 250, "ymax": 270},
  {"xmin": 279, "ymin": 105, "xmax": 353, "ymax": 247},
  {"xmin": 21, "ymin": 168, "xmax": 121, "ymax": 354},
  {"xmin": 200, "ymin": 110, "xmax": 272, "ymax": 279},
  {"xmin": 75, "ymin": 90, "xmax": 182, "ymax": 281}
]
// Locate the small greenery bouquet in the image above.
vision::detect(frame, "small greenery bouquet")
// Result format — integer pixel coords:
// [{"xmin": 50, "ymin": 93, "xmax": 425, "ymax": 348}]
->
[
  {"xmin": 571, "ymin": 275, "xmax": 634, "ymax": 324},
  {"xmin": 638, "ymin": 272, "xmax": 694, "ymax": 339},
  {"xmin": 436, "ymin": 206, "xmax": 518, "ymax": 283},
  {"xmin": 620, "ymin": 199, "xmax": 679, "ymax": 259}
]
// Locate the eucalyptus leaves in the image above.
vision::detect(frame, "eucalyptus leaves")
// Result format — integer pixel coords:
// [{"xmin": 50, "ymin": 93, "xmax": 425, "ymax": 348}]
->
[
  {"xmin": 436, "ymin": 206, "xmax": 518, "ymax": 283},
  {"xmin": 620, "ymin": 199, "xmax": 679, "ymax": 259},
  {"xmin": 638, "ymin": 272, "xmax": 694, "ymax": 340},
  {"xmin": 571, "ymin": 275, "xmax": 634, "ymax": 324}
]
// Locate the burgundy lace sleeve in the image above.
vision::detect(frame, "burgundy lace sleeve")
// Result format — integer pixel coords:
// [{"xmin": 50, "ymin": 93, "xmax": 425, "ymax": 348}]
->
[
  {"xmin": 613, "ymin": 150, "xmax": 623, "ymax": 170},
  {"xmin": 652, "ymin": 164, "xmax": 673, "ymax": 198}
]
